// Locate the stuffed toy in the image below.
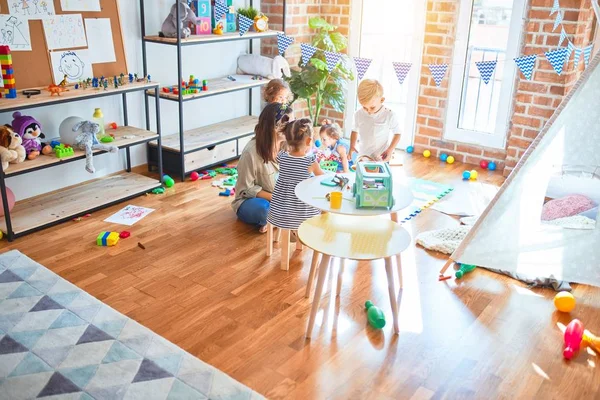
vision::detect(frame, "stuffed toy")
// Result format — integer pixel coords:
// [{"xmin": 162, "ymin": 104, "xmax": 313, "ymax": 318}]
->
[
  {"xmin": 71, "ymin": 120, "xmax": 118, "ymax": 174},
  {"xmin": 0, "ymin": 125, "xmax": 19, "ymax": 171},
  {"xmin": 237, "ymin": 54, "xmax": 291, "ymax": 79},
  {"xmin": 11, "ymin": 112, "xmax": 52, "ymax": 160},
  {"xmin": 159, "ymin": 0, "xmax": 197, "ymax": 38}
]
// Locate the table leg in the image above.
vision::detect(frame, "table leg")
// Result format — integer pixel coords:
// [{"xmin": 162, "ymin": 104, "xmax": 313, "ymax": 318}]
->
[
  {"xmin": 305, "ymin": 251, "xmax": 321, "ymax": 299},
  {"xmin": 295, "ymin": 231, "xmax": 304, "ymax": 251},
  {"xmin": 390, "ymin": 212, "xmax": 399, "ymax": 223},
  {"xmin": 281, "ymin": 229, "xmax": 291, "ymax": 271},
  {"xmin": 385, "ymin": 257, "xmax": 400, "ymax": 334},
  {"xmin": 306, "ymin": 254, "xmax": 331, "ymax": 338},
  {"xmin": 336, "ymin": 258, "xmax": 345, "ymax": 297},
  {"xmin": 266, "ymin": 223, "xmax": 273, "ymax": 257}
]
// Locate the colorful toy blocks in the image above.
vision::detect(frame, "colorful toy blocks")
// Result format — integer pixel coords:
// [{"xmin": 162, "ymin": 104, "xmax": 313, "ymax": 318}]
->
[
  {"xmin": 0, "ymin": 46, "xmax": 16, "ymax": 99},
  {"xmin": 97, "ymin": 231, "xmax": 120, "ymax": 246},
  {"xmin": 54, "ymin": 143, "xmax": 75, "ymax": 158},
  {"xmin": 189, "ymin": 0, "xmax": 211, "ymax": 34}
]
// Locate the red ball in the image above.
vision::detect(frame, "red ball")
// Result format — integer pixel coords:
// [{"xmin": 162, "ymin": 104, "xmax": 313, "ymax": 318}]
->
[
  {"xmin": 0, "ymin": 187, "xmax": 15, "ymax": 217},
  {"xmin": 480, "ymin": 160, "xmax": 489, "ymax": 169},
  {"xmin": 190, "ymin": 171, "xmax": 200, "ymax": 181}
]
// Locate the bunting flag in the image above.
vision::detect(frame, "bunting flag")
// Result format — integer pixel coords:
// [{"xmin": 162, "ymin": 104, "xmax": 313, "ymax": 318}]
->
[
  {"xmin": 428, "ymin": 64, "xmax": 448, "ymax": 87},
  {"xmin": 583, "ymin": 44, "xmax": 593, "ymax": 67},
  {"xmin": 514, "ymin": 54, "xmax": 537, "ymax": 80},
  {"xmin": 475, "ymin": 60, "xmax": 497, "ymax": 84},
  {"xmin": 558, "ymin": 28, "xmax": 567, "ymax": 47},
  {"xmin": 567, "ymin": 41, "xmax": 575, "ymax": 60},
  {"xmin": 238, "ymin": 15, "xmax": 253, "ymax": 36},
  {"xmin": 573, "ymin": 47, "xmax": 582, "ymax": 70},
  {"xmin": 214, "ymin": 2, "xmax": 229, "ymax": 22},
  {"xmin": 300, "ymin": 43, "xmax": 318, "ymax": 66},
  {"xmin": 545, "ymin": 47, "xmax": 568, "ymax": 75},
  {"xmin": 553, "ymin": 11, "xmax": 563, "ymax": 31},
  {"xmin": 392, "ymin": 62, "xmax": 412, "ymax": 85},
  {"xmin": 324, "ymin": 51, "xmax": 342, "ymax": 72},
  {"xmin": 277, "ymin": 33, "xmax": 294, "ymax": 56},
  {"xmin": 551, "ymin": 0, "xmax": 561, "ymax": 15},
  {"xmin": 353, "ymin": 57, "xmax": 372, "ymax": 80}
]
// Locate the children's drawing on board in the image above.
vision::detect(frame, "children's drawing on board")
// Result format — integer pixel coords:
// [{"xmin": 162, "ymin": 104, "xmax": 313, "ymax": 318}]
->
[
  {"xmin": 0, "ymin": 15, "xmax": 32, "ymax": 51},
  {"xmin": 9, "ymin": 0, "xmax": 56, "ymax": 19}
]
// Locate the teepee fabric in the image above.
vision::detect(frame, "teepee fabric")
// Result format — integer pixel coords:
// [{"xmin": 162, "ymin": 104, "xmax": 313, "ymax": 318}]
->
[{"xmin": 451, "ymin": 53, "xmax": 600, "ymax": 287}]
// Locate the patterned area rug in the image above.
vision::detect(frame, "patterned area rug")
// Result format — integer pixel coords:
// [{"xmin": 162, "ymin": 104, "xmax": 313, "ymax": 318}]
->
[
  {"xmin": 397, "ymin": 178, "xmax": 454, "ymax": 223},
  {"xmin": 0, "ymin": 250, "xmax": 263, "ymax": 400}
]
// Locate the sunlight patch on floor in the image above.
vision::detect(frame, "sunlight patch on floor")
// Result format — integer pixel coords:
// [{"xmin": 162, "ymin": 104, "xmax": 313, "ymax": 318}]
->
[
  {"xmin": 532, "ymin": 363, "xmax": 550, "ymax": 380},
  {"xmin": 398, "ymin": 224, "xmax": 423, "ymax": 334},
  {"xmin": 512, "ymin": 284, "xmax": 543, "ymax": 297}
]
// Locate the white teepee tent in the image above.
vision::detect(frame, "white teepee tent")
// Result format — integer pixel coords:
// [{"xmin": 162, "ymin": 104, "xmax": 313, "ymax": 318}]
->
[{"xmin": 442, "ymin": 52, "xmax": 600, "ymax": 287}]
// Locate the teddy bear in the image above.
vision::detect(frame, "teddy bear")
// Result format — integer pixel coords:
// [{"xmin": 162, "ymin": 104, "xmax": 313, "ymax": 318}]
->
[
  {"xmin": 11, "ymin": 112, "xmax": 52, "ymax": 160},
  {"xmin": 0, "ymin": 125, "xmax": 21, "ymax": 171},
  {"xmin": 159, "ymin": 0, "xmax": 197, "ymax": 38},
  {"xmin": 71, "ymin": 120, "xmax": 118, "ymax": 173}
]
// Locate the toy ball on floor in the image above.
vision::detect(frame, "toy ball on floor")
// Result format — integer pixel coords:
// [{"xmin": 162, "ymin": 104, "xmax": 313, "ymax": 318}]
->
[
  {"xmin": 480, "ymin": 160, "xmax": 489, "ymax": 169},
  {"xmin": 423, "ymin": 150, "xmax": 431, "ymax": 158},
  {"xmin": 462, "ymin": 171, "xmax": 471, "ymax": 180},
  {"xmin": 440, "ymin": 153, "xmax": 448, "ymax": 162},
  {"xmin": 470, "ymin": 170, "xmax": 478, "ymax": 180},
  {"xmin": 446, "ymin": 156, "xmax": 455, "ymax": 164},
  {"xmin": 190, "ymin": 171, "xmax": 200, "ymax": 181},
  {"xmin": 488, "ymin": 162, "xmax": 497, "ymax": 171},
  {"xmin": 0, "ymin": 187, "xmax": 15, "ymax": 217},
  {"xmin": 406, "ymin": 145, "xmax": 414, "ymax": 154},
  {"xmin": 554, "ymin": 292, "xmax": 576, "ymax": 312}
]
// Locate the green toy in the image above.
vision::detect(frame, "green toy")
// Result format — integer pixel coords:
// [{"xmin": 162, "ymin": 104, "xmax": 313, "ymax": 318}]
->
[
  {"xmin": 162, "ymin": 175, "xmax": 175, "ymax": 188},
  {"xmin": 365, "ymin": 300, "xmax": 386, "ymax": 329},
  {"xmin": 100, "ymin": 136, "xmax": 114, "ymax": 143},
  {"xmin": 455, "ymin": 263, "xmax": 476, "ymax": 279},
  {"xmin": 54, "ymin": 143, "xmax": 75, "ymax": 158},
  {"xmin": 151, "ymin": 187, "xmax": 165, "ymax": 194},
  {"xmin": 352, "ymin": 161, "xmax": 394, "ymax": 209},
  {"xmin": 320, "ymin": 160, "xmax": 339, "ymax": 173}
]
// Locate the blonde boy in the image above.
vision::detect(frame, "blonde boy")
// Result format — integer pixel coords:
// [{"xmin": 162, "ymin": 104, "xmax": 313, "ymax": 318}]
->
[{"xmin": 350, "ymin": 79, "xmax": 401, "ymax": 161}]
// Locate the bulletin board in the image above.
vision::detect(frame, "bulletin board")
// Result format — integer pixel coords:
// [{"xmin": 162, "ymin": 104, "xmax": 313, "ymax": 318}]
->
[{"xmin": 0, "ymin": 0, "xmax": 128, "ymax": 88}]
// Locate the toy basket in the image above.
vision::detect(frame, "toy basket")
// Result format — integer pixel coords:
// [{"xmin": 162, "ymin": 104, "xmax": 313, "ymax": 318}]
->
[{"xmin": 320, "ymin": 160, "xmax": 339, "ymax": 173}]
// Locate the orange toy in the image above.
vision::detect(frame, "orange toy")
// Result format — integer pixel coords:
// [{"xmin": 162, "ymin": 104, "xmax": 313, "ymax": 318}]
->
[
  {"xmin": 46, "ymin": 84, "xmax": 68, "ymax": 96},
  {"xmin": 583, "ymin": 329, "xmax": 600, "ymax": 353}
]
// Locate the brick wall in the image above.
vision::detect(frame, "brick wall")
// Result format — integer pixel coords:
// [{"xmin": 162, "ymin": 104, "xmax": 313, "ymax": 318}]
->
[{"xmin": 260, "ymin": 0, "xmax": 351, "ymax": 125}]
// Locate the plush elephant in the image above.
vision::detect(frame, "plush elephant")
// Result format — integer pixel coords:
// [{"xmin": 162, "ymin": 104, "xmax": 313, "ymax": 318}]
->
[
  {"xmin": 159, "ymin": 0, "xmax": 198, "ymax": 39},
  {"xmin": 71, "ymin": 121, "xmax": 118, "ymax": 174},
  {"xmin": 237, "ymin": 54, "xmax": 291, "ymax": 79}
]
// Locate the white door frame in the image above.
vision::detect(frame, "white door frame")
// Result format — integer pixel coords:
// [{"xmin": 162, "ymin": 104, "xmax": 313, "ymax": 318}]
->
[
  {"xmin": 344, "ymin": 0, "xmax": 427, "ymax": 149},
  {"xmin": 444, "ymin": 0, "xmax": 527, "ymax": 149}
]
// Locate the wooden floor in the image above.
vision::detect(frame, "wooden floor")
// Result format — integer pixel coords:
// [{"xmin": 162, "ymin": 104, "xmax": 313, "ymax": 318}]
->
[{"xmin": 3, "ymin": 155, "xmax": 600, "ymax": 399}]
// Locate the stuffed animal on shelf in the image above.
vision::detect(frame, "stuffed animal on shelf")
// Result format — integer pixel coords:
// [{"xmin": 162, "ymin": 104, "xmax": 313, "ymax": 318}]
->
[
  {"xmin": 0, "ymin": 125, "xmax": 20, "ymax": 171},
  {"xmin": 237, "ymin": 54, "xmax": 291, "ymax": 79},
  {"xmin": 11, "ymin": 112, "xmax": 52, "ymax": 160},
  {"xmin": 71, "ymin": 120, "xmax": 118, "ymax": 174},
  {"xmin": 159, "ymin": 0, "xmax": 198, "ymax": 38}
]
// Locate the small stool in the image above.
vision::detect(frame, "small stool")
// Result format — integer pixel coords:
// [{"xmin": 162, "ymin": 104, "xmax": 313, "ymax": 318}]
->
[{"xmin": 266, "ymin": 223, "xmax": 304, "ymax": 270}]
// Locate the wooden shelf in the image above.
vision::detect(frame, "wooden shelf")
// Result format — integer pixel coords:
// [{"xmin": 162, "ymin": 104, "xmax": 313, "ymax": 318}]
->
[
  {"xmin": 143, "ymin": 31, "xmax": 279, "ymax": 46},
  {"xmin": 0, "ymin": 173, "xmax": 159, "ymax": 235},
  {"xmin": 150, "ymin": 115, "xmax": 256, "ymax": 153},
  {"xmin": 147, "ymin": 75, "xmax": 270, "ymax": 102},
  {"xmin": 0, "ymin": 81, "xmax": 158, "ymax": 112},
  {"xmin": 5, "ymin": 126, "xmax": 158, "ymax": 177}
]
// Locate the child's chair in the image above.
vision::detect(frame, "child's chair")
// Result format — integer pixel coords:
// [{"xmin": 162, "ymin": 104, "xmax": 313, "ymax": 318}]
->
[{"xmin": 266, "ymin": 223, "xmax": 304, "ymax": 270}]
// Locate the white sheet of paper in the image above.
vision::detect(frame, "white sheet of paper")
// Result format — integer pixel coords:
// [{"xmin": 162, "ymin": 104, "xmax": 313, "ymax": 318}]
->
[
  {"xmin": 0, "ymin": 14, "xmax": 32, "ymax": 51},
  {"xmin": 50, "ymin": 49, "xmax": 94, "ymax": 84},
  {"xmin": 8, "ymin": 0, "xmax": 56, "ymax": 19},
  {"xmin": 43, "ymin": 14, "xmax": 87, "ymax": 50},
  {"xmin": 104, "ymin": 205, "xmax": 155, "ymax": 226},
  {"xmin": 84, "ymin": 18, "xmax": 116, "ymax": 63},
  {"xmin": 60, "ymin": 0, "xmax": 101, "ymax": 12}
]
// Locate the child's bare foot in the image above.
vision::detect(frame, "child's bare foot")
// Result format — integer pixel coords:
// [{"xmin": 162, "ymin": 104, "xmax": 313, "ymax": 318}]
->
[{"xmin": 259, "ymin": 225, "xmax": 268, "ymax": 233}]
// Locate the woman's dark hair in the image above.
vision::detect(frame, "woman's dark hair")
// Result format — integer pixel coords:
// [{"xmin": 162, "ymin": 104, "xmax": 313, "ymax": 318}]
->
[
  {"xmin": 279, "ymin": 118, "xmax": 313, "ymax": 152},
  {"xmin": 255, "ymin": 102, "xmax": 292, "ymax": 163}
]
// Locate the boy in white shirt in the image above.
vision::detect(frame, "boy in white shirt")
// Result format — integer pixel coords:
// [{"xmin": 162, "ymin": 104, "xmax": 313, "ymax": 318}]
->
[{"xmin": 350, "ymin": 79, "xmax": 401, "ymax": 161}]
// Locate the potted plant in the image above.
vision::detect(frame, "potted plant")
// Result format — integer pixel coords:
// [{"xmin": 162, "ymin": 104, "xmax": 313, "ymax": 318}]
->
[
  {"xmin": 236, "ymin": 6, "xmax": 259, "ymax": 30},
  {"xmin": 287, "ymin": 17, "xmax": 354, "ymax": 126}
]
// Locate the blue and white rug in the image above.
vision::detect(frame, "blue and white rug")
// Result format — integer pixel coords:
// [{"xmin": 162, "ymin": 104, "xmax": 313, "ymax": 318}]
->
[{"xmin": 0, "ymin": 250, "xmax": 263, "ymax": 400}]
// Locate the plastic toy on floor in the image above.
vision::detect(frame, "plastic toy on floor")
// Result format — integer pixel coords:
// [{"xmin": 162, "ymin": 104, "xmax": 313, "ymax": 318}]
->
[
  {"xmin": 97, "ymin": 231, "xmax": 119, "ymax": 246},
  {"xmin": 365, "ymin": 300, "xmax": 386, "ymax": 329},
  {"xmin": 563, "ymin": 319, "xmax": 584, "ymax": 359},
  {"xmin": 352, "ymin": 161, "xmax": 394, "ymax": 209}
]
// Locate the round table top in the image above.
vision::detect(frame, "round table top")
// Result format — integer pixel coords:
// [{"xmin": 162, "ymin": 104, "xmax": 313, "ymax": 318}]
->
[
  {"xmin": 295, "ymin": 173, "xmax": 414, "ymax": 216},
  {"xmin": 298, "ymin": 213, "xmax": 411, "ymax": 260}
]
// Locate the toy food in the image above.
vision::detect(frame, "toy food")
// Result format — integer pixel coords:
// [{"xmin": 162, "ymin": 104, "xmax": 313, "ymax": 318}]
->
[{"xmin": 554, "ymin": 291, "xmax": 576, "ymax": 312}]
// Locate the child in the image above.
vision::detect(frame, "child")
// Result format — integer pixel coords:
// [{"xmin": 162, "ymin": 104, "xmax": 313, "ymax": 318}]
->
[
  {"xmin": 319, "ymin": 123, "xmax": 351, "ymax": 173},
  {"xmin": 263, "ymin": 79, "xmax": 291, "ymax": 104},
  {"xmin": 267, "ymin": 117, "xmax": 323, "ymax": 231},
  {"xmin": 350, "ymin": 79, "xmax": 401, "ymax": 162}
]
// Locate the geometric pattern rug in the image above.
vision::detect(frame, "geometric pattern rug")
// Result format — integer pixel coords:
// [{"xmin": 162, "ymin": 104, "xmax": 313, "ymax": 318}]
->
[{"xmin": 0, "ymin": 250, "xmax": 263, "ymax": 400}]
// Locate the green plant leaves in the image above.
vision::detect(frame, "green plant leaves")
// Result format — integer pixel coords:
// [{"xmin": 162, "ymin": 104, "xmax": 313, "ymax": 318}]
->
[
  {"xmin": 329, "ymin": 32, "xmax": 348, "ymax": 52},
  {"xmin": 309, "ymin": 17, "xmax": 335, "ymax": 31}
]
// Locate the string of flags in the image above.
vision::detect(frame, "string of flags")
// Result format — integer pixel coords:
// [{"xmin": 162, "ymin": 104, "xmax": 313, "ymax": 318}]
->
[{"xmin": 273, "ymin": 0, "xmax": 594, "ymax": 87}]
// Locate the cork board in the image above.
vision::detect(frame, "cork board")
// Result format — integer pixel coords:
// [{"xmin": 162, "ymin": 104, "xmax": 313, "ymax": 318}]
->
[{"xmin": 1, "ymin": 0, "xmax": 127, "ymax": 88}]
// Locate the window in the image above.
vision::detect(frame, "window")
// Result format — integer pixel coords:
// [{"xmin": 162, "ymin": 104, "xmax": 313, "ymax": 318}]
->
[
  {"xmin": 345, "ymin": 0, "xmax": 427, "ymax": 149},
  {"xmin": 445, "ymin": 0, "xmax": 527, "ymax": 149}
]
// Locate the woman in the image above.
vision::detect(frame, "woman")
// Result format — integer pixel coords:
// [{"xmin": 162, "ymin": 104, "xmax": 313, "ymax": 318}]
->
[{"xmin": 232, "ymin": 103, "xmax": 292, "ymax": 232}]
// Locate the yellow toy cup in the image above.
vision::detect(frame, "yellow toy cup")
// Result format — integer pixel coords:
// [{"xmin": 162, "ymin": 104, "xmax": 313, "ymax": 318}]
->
[{"xmin": 330, "ymin": 191, "xmax": 342, "ymax": 209}]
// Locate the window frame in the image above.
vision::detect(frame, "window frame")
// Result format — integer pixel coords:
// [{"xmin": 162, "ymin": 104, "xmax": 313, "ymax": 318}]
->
[{"xmin": 444, "ymin": 0, "xmax": 527, "ymax": 149}]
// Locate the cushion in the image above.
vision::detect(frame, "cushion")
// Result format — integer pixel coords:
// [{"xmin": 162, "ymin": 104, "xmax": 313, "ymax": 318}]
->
[{"xmin": 541, "ymin": 194, "xmax": 597, "ymax": 221}]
